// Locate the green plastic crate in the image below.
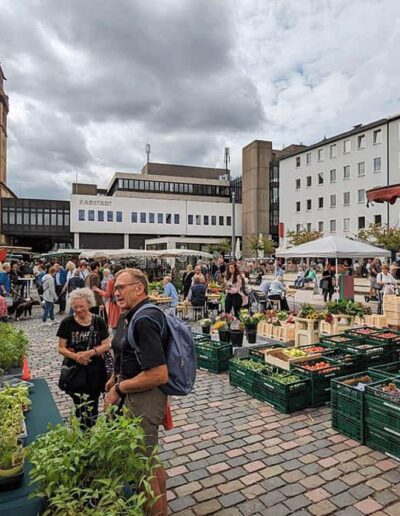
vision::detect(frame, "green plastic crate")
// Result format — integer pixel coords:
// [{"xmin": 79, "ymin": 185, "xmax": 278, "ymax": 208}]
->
[
  {"xmin": 321, "ymin": 348, "xmax": 362, "ymax": 375},
  {"xmin": 331, "ymin": 371, "xmax": 375, "ymax": 420},
  {"xmin": 365, "ymin": 424, "xmax": 400, "ymax": 461},
  {"xmin": 195, "ymin": 341, "xmax": 232, "ymax": 362},
  {"xmin": 366, "ymin": 330, "xmax": 400, "ymax": 347},
  {"xmin": 228, "ymin": 358, "xmax": 266, "ymax": 381},
  {"xmin": 294, "ymin": 358, "xmax": 342, "ymax": 407},
  {"xmin": 253, "ymin": 371, "xmax": 310, "ymax": 414},
  {"xmin": 368, "ymin": 361, "xmax": 400, "ymax": 381},
  {"xmin": 197, "ymin": 356, "xmax": 230, "ymax": 374},
  {"xmin": 229, "ymin": 371, "xmax": 254, "ymax": 396},
  {"xmin": 331, "ymin": 409, "xmax": 364, "ymax": 443},
  {"xmin": 248, "ymin": 342, "xmax": 285, "ymax": 361},
  {"xmin": 319, "ymin": 334, "xmax": 365, "ymax": 349},
  {"xmin": 344, "ymin": 327, "xmax": 383, "ymax": 339},
  {"xmin": 365, "ymin": 378, "xmax": 400, "ymax": 434}
]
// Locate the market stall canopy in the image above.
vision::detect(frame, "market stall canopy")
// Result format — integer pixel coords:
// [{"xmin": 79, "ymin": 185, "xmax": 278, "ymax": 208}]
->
[
  {"xmin": 79, "ymin": 249, "xmax": 154, "ymax": 260},
  {"xmin": 367, "ymin": 183, "xmax": 400, "ymax": 205},
  {"xmin": 151, "ymin": 249, "xmax": 213, "ymax": 258},
  {"xmin": 276, "ymin": 236, "xmax": 390, "ymax": 259}
]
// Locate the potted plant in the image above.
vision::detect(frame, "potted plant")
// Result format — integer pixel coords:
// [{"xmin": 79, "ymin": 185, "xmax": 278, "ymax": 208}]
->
[
  {"xmin": 0, "ymin": 435, "xmax": 24, "ymax": 483},
  {"xmin": 239, "ymin": 309, "xmax": 265, "ymax": 344},
  {"xmin": 229, "ymin": 319, "xmax": 245, "ymax": 347},
  {"xmin": 27, "ymin": 408, "xmax": 157, "ymax": 515},
  {"xmin": 199, "ymin": 318, "xmax": 212, "ymax": 335},
  {"xmin": 0, "ymin": 323, "xmax": 29, "ymax": 378},
  {"xmin": 212, "ymin": 314, "xmax": 234, "ymax": 343}
]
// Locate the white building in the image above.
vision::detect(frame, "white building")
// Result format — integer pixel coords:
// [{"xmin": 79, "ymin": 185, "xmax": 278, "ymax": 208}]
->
[
  {"xmin": 70, "ymin": 163, "xmax": 242, "ymax": 250},
  {"xmin": 279, "ymin": 115, "xmax": 400, "ymax": 243}
]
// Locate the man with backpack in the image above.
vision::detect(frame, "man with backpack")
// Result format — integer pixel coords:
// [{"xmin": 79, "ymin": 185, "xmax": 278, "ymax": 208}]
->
[{"xmin": 104, "ymin": 268, "xmax": 195, "ymax": 516}]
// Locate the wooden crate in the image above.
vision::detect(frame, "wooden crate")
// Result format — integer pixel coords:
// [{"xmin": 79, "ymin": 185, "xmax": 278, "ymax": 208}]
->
[
  {"xmin": 320, "ymin": 314, "xmax": 355, "ymax": 335},
  {"xmin": 294, "ymin": 318, "xmax": 320, "ymax": 346},
  {"xmin": 277, "ymin": 324, "xmax": 295, "ymax": 343},
  {"xmin": 257, "ymin": 321, "xmax": 274, "ymax": 339},
  {"xmin": 264, "ymin": 348, "xmax": 316, "ymax": 371},
  {"xmin": 364, "ymin": 314, "xmax": 388, "ymax": 328}
]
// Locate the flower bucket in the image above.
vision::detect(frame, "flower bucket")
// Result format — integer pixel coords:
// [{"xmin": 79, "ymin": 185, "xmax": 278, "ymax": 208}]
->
[
  {"xmin": 202, "ymin": 326, "xmax": 211, "ymax": 335},
  {"xmin": 218, "ymin": 329, "xmax": 230, "ymax": 343},
  {"xmin": 245, "ymin": 326, "xmax": 257, "ymax": 344},
  {"xmin": 230, "ymin": 329, "xmax": 244, "ymax": 347}
]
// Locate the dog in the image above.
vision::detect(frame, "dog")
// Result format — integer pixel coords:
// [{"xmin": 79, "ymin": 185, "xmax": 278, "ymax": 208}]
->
[{"xmin": 8, "ymin": 297, "xmax": 41, "ymax": 320}]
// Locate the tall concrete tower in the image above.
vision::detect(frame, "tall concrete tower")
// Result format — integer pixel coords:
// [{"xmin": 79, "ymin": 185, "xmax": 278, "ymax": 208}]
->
[{"xmin": 0, "ymin": 64, "xmax": 9, "ymax": 186}]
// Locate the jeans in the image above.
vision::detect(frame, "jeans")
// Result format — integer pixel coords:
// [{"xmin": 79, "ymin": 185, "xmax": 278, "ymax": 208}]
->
[{"xmin": 42, "ymin": 301, "xmax": 54, "ymax": 322}]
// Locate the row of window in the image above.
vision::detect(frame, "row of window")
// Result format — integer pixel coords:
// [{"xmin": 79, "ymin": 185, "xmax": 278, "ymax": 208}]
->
[
  {"xmin": 295, "ymin": 129, "xmax": 383, "ymax": 167},
  {"xmin": 295, "ymin": 158, "xmax": 382, "ymax": 190},
  {"xmin": 295, "ymin": 189, "xmax": 367, "ymax": 212},
  {"xmin": 2, "ymin": 208, "xmax": 70, "ymax": 227},
  {"xmin": 296, "ymin": 214, "xmax": 381, "ymax": 234},
  {"xmin": 114, "ymin": 178, "xmax": 232, "ymax": 198},
  {"xmin": 78, "ymin": 210, "xmax": 232, "ymax": 226}
]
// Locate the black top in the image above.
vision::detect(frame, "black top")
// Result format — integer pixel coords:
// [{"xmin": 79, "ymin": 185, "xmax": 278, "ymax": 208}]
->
[
  {"xmin": 190, "ymin": 283, "xmax": 207, "ymax": 305},
  {"xmin": 322, "ymin": 270, "xmax": 335, "ymax": 289},
  {"xmin": 116, "ymin": 299, "xmax": 169, "ymax": 380},
  {"xmin": 57, "ymin": 314, "xmax": 109, "ymax": 352}
]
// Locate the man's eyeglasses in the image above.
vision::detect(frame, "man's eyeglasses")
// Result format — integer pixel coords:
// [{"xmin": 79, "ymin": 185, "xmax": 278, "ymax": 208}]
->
[{"xmin": 114, "ymin": 282, "xmax": 141, "ymax": 293}]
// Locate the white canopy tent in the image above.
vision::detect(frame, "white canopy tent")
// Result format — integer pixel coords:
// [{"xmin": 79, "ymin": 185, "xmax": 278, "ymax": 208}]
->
[
  {"xmin": 79, "ymin": 248, "xmax": 213, "ymax": 260},
  {"xmin": 152, "ymin": 249, "xmax": 213, "ymax": 259}
]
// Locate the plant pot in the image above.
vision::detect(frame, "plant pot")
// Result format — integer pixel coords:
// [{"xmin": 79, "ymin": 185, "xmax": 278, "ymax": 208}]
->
[
  {"xmin": 0, "ymin": 465, "xmax": 24, "ymax": 492},
  {"xmin": 202, "ymin": 326, "xmax": 211, "ymax": 335},
  {"xmin": 245, "ymin": 326, "xmax": 257, "ymax": 344},
  {"xmin": 218, "ymin": 329, "xmax": 230, "ymax": 343},
  {"xmin": 0, "ymin": 462, "xmax": 24, "ymax": 478},
  {"xmin": 230, "ymin": 329, "xmax": 244, "ymax": 347}
]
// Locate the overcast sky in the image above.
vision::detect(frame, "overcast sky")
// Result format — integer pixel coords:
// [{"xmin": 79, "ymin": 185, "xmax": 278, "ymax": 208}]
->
[{"xmin": 1, "ymin": 0, "xmax": 400, "ymax": 199}]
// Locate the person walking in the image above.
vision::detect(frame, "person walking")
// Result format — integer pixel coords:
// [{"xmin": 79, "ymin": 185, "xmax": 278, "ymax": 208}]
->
[
  {"xmin": 182, "ymin": 264, "xmax": 194, "ymax": 300},
  {"xmin": 42, "ymin": 266, "xmax": 58, "ymax": 324},
  {"xmin": 225, "ymin": 262, "xmax": 245, "ymax": 318},
  {"xmin": 85, "ymin": 261, "xmax": 105, "ymax": 320},
  {"xmin": 54, "ymin": 263, "xmax": 67, "ymax": 314},
  {"xmin": 321, "ymin": 263, "xmax": 335, "ymax": 303},
  {"xmin": 103, "ymin": 268, "xmax": 169, "ymax": 516}
]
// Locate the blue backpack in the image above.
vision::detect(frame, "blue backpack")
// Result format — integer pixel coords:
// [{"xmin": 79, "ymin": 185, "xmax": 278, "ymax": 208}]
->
[{"xmin": 128, "ymin": 304, "xmax": 196, "ymax": 396}]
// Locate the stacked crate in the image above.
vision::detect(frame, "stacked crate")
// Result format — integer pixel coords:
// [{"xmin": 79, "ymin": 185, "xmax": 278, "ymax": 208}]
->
[
  {"xmin": 253, "ymin": 370, "xmax": 310, "ymax": 413},
  {"xmin": 194, "ymin": 339, "xmax": 232, "ymax": 373},
  {"xmin": 383, "ymin": 295, "xmax": 400, "ymax": 327},
  {"xmin": 293, "ymin": 357, "xmax": 342, "ymax": 407}
]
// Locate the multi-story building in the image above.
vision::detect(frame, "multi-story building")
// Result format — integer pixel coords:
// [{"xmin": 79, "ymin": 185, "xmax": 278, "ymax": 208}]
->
[{"xmin": 279, "ymin": 115, "xmax": 400, "ymax": 243}]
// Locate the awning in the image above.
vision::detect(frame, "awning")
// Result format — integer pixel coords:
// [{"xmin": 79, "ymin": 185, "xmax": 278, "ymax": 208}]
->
[{"xmin": 367, "ymin": 184, "xmax": 400, "ymax": 205}]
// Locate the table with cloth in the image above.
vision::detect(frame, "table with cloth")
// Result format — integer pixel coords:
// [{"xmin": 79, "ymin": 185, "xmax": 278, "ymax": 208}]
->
[{"xmin": 0, "ymin": 379, "xmax": 63, "ymax": 516}]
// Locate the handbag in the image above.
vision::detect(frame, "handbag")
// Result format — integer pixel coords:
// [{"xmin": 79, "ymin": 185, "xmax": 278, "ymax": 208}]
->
[{"xmin": 58, "ymin": 358, "xmax": 87, "ymax": 393}]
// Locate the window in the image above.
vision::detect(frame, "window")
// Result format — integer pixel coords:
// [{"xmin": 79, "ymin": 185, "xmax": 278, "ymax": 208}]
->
[
  {"xmin": 149, "ymin": 213, "xmax": 155, "ymax": 223},
  {"xmin": 330, "ymin": 194, "xmax": 336, "ymax": 207},
  {"xmin": 166, "ymin": 213, "xmax": 171, "ymax": 224},
  {"xmin": 330, "ymin": 169, "xmax": 337, "ymax": 183},
  {"xmin": 116, "ymin": 211, "xmax": 122, "ymax": 222},
  {"xmin": 140, "ymin": 212, "xmax": 146, "ymax": 223},
  {"xmin": 296, "ymin": 156, "xmax": 301, "ymax": 167},
  {"xmin": 374, "ymin": 214, "xmax": 382, "ymax": 225},
  {"xmin": 330, "ymin": 144, "xmax": 337, "ymax": 158},
  {"xmin": 227, "ymin": 216, "xmax": 232, "ymax": 226},
  {"xmin": 296, "ymin": 224, "xmax": 301, "ymax": 233},
  {"xmin": 358, "ymin": 189, "xmax": 366, "ymax": 203},
  {"xmin": 306, "ymin": 199, "xmax": 312, "ymax": 211},
  {"xmin": 88, "ymin": 210, "xmax": 94, "ymax": 221},
  {"xmin": 343, "ymin": 192, "xmax": 350, "ymax": 206},
  {"xmin": 357, "ymin": 134, "xmax": 366, "ymax": 149},
  {"xmin": 204, "ymin": 215, "xmax": 209, "ymax": 225},
  {"xmin": 358, "ymin": 161, "xmax": 365, "ymax": 176},
  {"xmin": 318, "ymin": 172, "xmax": 324, "ymax": 185},
  {"xmin": 296, "ymin": 201, "xmax": 301, "ymax": 212},
  {"xmin": 174, "ymin": 214, "xmax": 180, "ymax": 224},
  {"xmin": 196, "ymin": 215, "xmax": 201, "ymax": 225},
  {"xmin": 306, "ymin": 176, "xmax": 312, "ymax": 187},
  {"xmin": 219, "ymin": 216, "xmax": 224, "ymax": 225},
  {"xmin": 318, "ymin": 197, "xmax": 324, "ymax": 209},
  {"xmin": 343, "ymin": 218, "xmax": 350, "ymax": 232},
  {"xmin": 373, "ymin": 129, "xmax": 382, "ymax": 144},
  {"xmin": 107, "ymin": 211, "xmax": 113, "ymax": 222},
  {"xmin": 211, "ymin": 215, "xmax": 216, "ymax": 225},
  {"xmin": 98, "ymin": 210, "xmax": 104, "ymax": 222},
  {"xmin": 373, "ymin": 157, "xmax": 382, "ymax": 172},
  {"xmin": 318, "ymin": 148, "xmax": 324, "ymax": 161},
  {"xmin": 131, "ymin": 212, "xmax": 137, "ymax": 223},
  {"xmin": 296, "ymin": 178, "xmax": 301, "ymax": 190},
  {"xmin": 306, "ymin": 223, "xmax": 312, "ymax": 232},
  {"xmin": 318, "ymin": 221, "xmax": 324, "ymax": 232},
  {"xmin": 188, "ymin": 214, "xmax": 193, "ymax": 225},
  {"xmin": 344, "ymin": 139, "xmax": 351, "ymax": 153},
  {"xmin": 79, "ymin": 210, "xmax": 85, "ymax": 221},
  {"xmin": 358, "ymin": 216, "xmax": 366, "ymax": 229},
  {"xmin": 330, "ymin": 219, "xmax": 336, "ymax": 233},
  {"xmin": 158, "ymin": 213, "xmax": 163, "ymax": 224},
  {"xmin": 306, "ymin": 152, "xmax": 312, "ymax": 165},
  {"xmin": 343, "ymin": 165, "xmax": 350, "ymax": 180}
]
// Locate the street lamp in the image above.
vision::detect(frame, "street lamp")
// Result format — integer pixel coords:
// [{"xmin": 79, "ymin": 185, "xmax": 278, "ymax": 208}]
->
[{"xmin": 231, "ymin": 190, "xmax": 236, "ymax": 261}]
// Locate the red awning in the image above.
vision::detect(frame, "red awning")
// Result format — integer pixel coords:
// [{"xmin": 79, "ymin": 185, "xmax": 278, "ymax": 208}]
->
[{"xmin": 366, "ymin": 184, "xmax": 400, "ymax": 205}]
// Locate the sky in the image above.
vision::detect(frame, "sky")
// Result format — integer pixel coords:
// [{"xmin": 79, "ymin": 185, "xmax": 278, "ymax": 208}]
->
[{"xmin": 1, "ymin": 0, "xmax": 400, "ymax": 200}]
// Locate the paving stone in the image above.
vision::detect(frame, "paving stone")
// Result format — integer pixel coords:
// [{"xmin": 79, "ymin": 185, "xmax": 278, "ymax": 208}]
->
[
  {"xmin": 240, "ymin": 483, "xmax": 265, "ymax": 500},
  {"xmin": 385, "ymin": 502, "xmax": 400, "ymax": 515},
  {"xmin": 169, "ymin": 495, "xmax": 196, "ymax": 512},
  {"xmin": 175, "ymin": 481, "xmax": 203, "ymax": 497},
  {"xmin": 300, "ymin": 475, "xmax": 326, "ymax": 489},
  {"xmin": 372, "ymin": 488, "xmax": 398, "ymax": 507},
  {"xmin": 259, "ymin": 464, "xmax": 284, "ymax": 479},
  {"xmin": 236, "ymin": 499, "xmax": 266, "ymax": 515},
  {"xmin": 194, "ymin": 487, "xmax": 221, "ymax": 503},
  {"xmin": 284, "ymin": 493, "xmax": 311, "ymax": 512},
  {"xmin": 354, "ymin": 498, "xmax": 383, "ymax": 514},
  {"xmin": 305, "ymin": 487, "xmax": 330, "ymax": 503},
  {"xmin": 324, "ymin": 479, "xmax": 348, "ymax": 495},
  {"xmin": 217, "ymin": 479, "xmax": 244, "ymax": 495},
  {"xmin": 308, "ymin": 499, "xmax": 338, "ymax": 515},
  {"xmin": 365, "ymin": 478, "xmax": 391, "ymax": 491},
  {"xmin": 330, "ymin": 491, "xmax": 358, "ymax": 509},
  {"xmin": 214, "ymin": 509, "xmax": 241, "ymax": 516},
  {"xmin": 281, "ymin": 469, "xmax": 306, "ymax": 483},
  {"xmin": 193, "ymin": 499, "xmax": 222, "ymax": 515},
  {"xmin": 279, "ymin": 482, "xmax": 306, "ymax": 497},
  {"xmin": 218, "ymin": 491, "xmax": 246, "ymax": 508},
  {"xmin": 266, "ymin": 503, "xmax": 292, "ymax": 516},
  {"xmin": 200, "ymin": 474, "xmax": 225, "ymax": 488},
  {"xmin": 342, "ymin": 471, "xmax": 366, "ymax": 486},
  {"xmin": 348, "ymin": 484, "xmax": 375, "ymax": 500}
]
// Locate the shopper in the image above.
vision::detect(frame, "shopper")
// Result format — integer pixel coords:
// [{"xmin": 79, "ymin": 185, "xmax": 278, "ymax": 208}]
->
[
  {"xmin": 103, "ymin": 268, "xmax": 169, "ymax": 516},
  {"xmin": 57, "ymin": 287, "xmax": 110, "ymax": 428},
  {"xmin": 268, "ymin": 275, "xmax": 290, "ymax": 311},
  {"xmin": 163, "ymin": 276, "xmax": 179, "ymax": 314},
  {"xmin": 376, "ymin": 264, "xmax": 397, "ymax": 295},
  {"xmin": 182, "ymin": 264, "xmax": 194, "ymax": 299},
  {"xmin": 93, "ymin": 264, "xmax": 123, "ymax": 333},
  {"xmin": 85, "ymin": 261, "xmax": 105, "ymax": 318},
  {"xmin": 0, "ymin": 263, "xmax": 11, "ymax": 296},
  {"xmin": 321, "ymin": 263, "xmax": 335, "ymax": 302},
  {"xmin": 369, "ymin": 258, "xmax": 382, "ymax": 296},
  {"xmin": 42, "ymin": 266, "xmax": 58, "ymax": 324},
  {"xmin": 225, "ymin": 262, "xmax": 245, "ymax": 318},
  {"xmin": 54, "ymin": 263, "xmax": 67, "ymax": 314}
]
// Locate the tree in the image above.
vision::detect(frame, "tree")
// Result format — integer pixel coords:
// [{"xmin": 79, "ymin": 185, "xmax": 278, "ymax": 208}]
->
[
  {"xmin": 208, "ymin": 239, "xmax": 231, "ymax": 255},
  {"xmin": 286, "ymin": 229, "xmax": 322, "ymax": 246},
  {"xmin": 356, "ymin": 223, "xmax": 400, "ymax": 252},
  {"xmin": 247, "ymin": 234, "xmax": 275, "ymax": 257}
]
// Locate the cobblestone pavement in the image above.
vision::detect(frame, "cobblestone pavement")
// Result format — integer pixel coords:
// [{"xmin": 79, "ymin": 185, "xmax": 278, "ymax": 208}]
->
[{"xmin": 17, "ymin": 311, "xmax": 400, "ymax": 515}]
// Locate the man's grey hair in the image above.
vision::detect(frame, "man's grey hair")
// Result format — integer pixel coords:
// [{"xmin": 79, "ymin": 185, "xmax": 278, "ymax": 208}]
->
[{"xmin": 69, "ymin": 287, "xmax": 96, "ymax": 308}]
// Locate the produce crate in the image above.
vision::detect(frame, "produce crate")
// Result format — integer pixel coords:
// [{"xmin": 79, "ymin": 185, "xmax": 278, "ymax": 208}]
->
[
  {"xmin": 331, "ymin": 371, "xmax": 375, "ymax": 420},
  {"xmin": 320, "ymin": 314, "xmax": 355, "ymax": 336},
  {"xmin": 253, "ymin": 371, "xmax": 310, "ymax": 413},
  {"xmin": 197, "ymin": 356, "xmax": 230, "ymax": 374},
  {"xmin": 294, "ymin": 358, "xmax": 342, "ymax": 407},
  {"xmin": 248, "ymin": 342, "xmax": 285, "ymax": 361},
  {"xmin": 319, "ymin": 334, "xmax": 365, "ymax": 348},
  {"xmin": 228, "ymin": 358, "xmax": 266, "ymax": 381},
  {"xmin": 275, "ymin": 324, "xmax": 296, "ymax": 343},
  {"xmin": 366, "ymin": 330, "xmax": 400, "ymax": 347},
  {"xmin": 257, "ymin": 321, "xmax": 274, "ymax": 339},
  {"xmin": 364, "ymin": 314, "xmax": 388, "ymax": 328},
  {"xmin": 264, "ymin": 348, "xmax": 320, "ymax": 372},
  {"xmin": 368, "ymin": 361, "xmax": 400, "ymax": 381},
  {"xmin": 365, "ymin": 378, "xmax": 400, "ymax": 434},
  {"xmin": 229, "ymin": 370, "xmax": 254, "ymax": 396},
  {"xmin": 365, "ymin": 424, "xmax": 400, "ymax": 461},
  {"xmin": 195, "ymin": 341, "xmax": 232, "ymax": 374},
  {"xmin": 335, "ymin": 338, "xmax": 396, "ymax": 367},
  {"xmin": 192, "ymin": 332, "xmax": 210, "ymax": 343},
  {"xmin": 331, "ymin": 409, "xmax": 364, "ymax": 443},
  {"xmin": 344, "ymin": 326, "xmax": 382, "ymax": 338},
  {"xmin": 320, "ymin": 347, "xmax": 362, "ymax": 375},
  {"xmin": 294, "ymin": 318, "xmax": 320, "ymax": 346}
]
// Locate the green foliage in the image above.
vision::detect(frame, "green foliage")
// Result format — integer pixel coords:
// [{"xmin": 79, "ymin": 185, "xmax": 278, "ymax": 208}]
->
[
  {"xmin": 208, "ymin": 239, "xmax": 231, "ymax": 255},
  {"xmin": 239, "ymin": 309, "xmax": 265, "ymax": 327},
  {"xmin": 325, "ymin": 300, "xmax": 368, "ymax": 317},
  {"xmin": 27, "ymin": 408, "xmax": 157, "ymax": 515},
  {"xmin": 148, "ymin": 281, "xmax": 163, "ymax": 293},
  {"xmin": 247, "ymin": 235, "xmax": 275, "ymax": 256},
  {"xmin": 356, "ymin": 223, "xmax": 400, "ymax": 251},
  {"xmin": 0, "ymin": 323, "xmax": 29, "ymax": 371},
  {"xmin": 286, "ymin": 229, "xmax": 322, "ymax": 246}
]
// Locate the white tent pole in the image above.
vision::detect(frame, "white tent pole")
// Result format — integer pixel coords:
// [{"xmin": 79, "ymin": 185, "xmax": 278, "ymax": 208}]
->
[{"xmin": 335, "ymin": 258, "xmax": 339, "ymax": 299}]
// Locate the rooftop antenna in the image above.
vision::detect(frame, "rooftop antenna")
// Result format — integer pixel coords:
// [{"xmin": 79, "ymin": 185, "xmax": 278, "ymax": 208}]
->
[
  {"xmin": 224, "ymin": 147, "xmax": 230, "ymax": 178},
  {"xmin": 145, "ymin": 143, "xmax": 151, "ymax": 164}
]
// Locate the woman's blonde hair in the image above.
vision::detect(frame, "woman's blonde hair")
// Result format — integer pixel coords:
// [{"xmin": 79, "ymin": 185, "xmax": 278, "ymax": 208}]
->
[
  {"xmin": 69, "ymin": 287, "xmax": 96, "ymax": 308},
  {"xmin": 66, "ymin": 261, "xmax": 76, "ymax": 271}
]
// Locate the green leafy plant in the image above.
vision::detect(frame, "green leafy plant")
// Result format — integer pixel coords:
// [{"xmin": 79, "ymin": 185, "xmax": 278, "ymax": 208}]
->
[
  {"xmin": 0, "ymin": 323, "xmax": 29, "ymax": 371},
  {"xmin": 27, "ymin": 408, "xmax": 157, "ymax": 515},
  {"xmin": 239, "ymin": 309, "xmax": 265, "ymax": 327},
  {"xmin": 199, "ymin": 318, "xmax": 212, "ymax": 328},
  {"xmin": 286, "ymin": 229, "xmax": 322, "ymax": 246},
  {"xmin": 247, "ymin": 235, "xmax": 275, "ymax": 256}
]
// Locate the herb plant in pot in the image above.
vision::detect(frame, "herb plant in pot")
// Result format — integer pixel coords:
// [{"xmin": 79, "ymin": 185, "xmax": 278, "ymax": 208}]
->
[
  {"xmin": 199, "ymin": 318, "xmax": 212, "ymax": 335},
  {"xmin": 0, "ymin": 323, "xmax": 29, "ymax": 378},
  {"xmin": 239, "ymin": 310, "xmax": 265, "ymax": 344},
  {"xmin": 212, "ymin": 314, "xmax": 234, "ymax": 343}
]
